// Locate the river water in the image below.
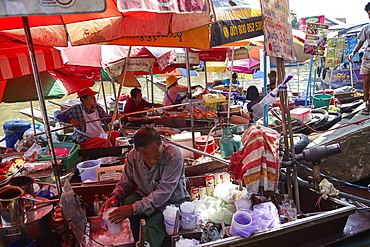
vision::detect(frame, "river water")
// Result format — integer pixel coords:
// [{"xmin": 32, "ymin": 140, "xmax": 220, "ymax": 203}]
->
[{"xmin": 0, "ymin": 64, "xmax": 312, "ymax": 136}]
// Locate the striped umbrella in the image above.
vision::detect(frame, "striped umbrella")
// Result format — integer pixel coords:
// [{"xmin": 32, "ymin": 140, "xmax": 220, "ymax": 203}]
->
[{"xmin": 0, "ymin": 35, "xmax": 62, "ymax": 81}]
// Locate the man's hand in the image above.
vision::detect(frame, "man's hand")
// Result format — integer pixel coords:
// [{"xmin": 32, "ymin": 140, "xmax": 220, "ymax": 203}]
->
[
  {"xmin": 70, "ymin": 119, "xmax": 82, "ymax": 127},
  {"xmin": 108, "ymin": 205, "xmax": 135, "ymax": 224},
  {"xmin": 115, "ymin": 114, "xmax": 124, "ymax": 119},
  {"xmin": 348, "ymin": 52, "xmax": 355, "ymax": 62},
  {"xmin": 99, "ymin": 195, "xmax": 119, "ymax": 217}
]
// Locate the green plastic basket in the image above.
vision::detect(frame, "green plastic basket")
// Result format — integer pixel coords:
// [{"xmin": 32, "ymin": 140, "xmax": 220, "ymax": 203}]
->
[{"xmin": 36, "ymin": 142, "xmax": 80, "ymax": 171}]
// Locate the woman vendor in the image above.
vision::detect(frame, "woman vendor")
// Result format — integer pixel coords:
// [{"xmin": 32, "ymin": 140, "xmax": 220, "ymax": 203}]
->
[
  {"xmin": 56, "ymin": 88, "xmax": 122, "ymax": 149},
  {"xmin": 122, "ymin": 88, "xmax": 162, "ymax": 127},
  {"xmin": 162, "ymin": 75, "xmax": 187, "ymax": 107}
]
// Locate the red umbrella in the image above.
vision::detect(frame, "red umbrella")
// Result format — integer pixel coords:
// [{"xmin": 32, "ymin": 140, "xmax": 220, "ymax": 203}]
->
[
  {"xmin": 0, "ymin": 35, "xmax": 63, "ymax": 80},
  {"xmin": 0, "ymin": 70, "xmax": 93, "ymax": 103},
  {"xmin": 58, "ymin": 44, "xmax": 177, "ymax": 80},
  {"xmin": 0, "ymin": 0, "xmax": 213, "ymax": 47}
]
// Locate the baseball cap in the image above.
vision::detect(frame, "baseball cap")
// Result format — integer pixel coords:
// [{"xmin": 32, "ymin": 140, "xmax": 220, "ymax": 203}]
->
[{"xmin": 77, "ymin": 88, "xmax": 98, "ymax": 98}]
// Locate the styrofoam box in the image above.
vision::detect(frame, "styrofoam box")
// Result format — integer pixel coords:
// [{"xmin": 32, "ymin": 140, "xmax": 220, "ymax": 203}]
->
[
  {"xmin": 172, "ymin": 132, "xmax": 201, "ymax": 158},
  {"xmin": 290, "ymin": 108, "xmax": 312, "ymax": 123}
]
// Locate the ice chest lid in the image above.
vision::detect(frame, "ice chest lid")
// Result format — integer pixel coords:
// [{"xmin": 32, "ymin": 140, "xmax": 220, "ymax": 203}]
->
[{"xmin": 290, "ymin": 108, "xmax": 311, "ymax": 115}]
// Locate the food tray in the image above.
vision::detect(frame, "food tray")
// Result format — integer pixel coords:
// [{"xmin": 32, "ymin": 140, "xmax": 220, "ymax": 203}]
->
[
  {"xmin": 202, "ymin": 93, "xmax": 226, "ymax": 104},
  {"xmin": 36, "ymin": 142, "xmax": 80, "ymax": 171},
  {"xmin": 96, "ymin": 165, "xmax": 124, "ymax": 181}
]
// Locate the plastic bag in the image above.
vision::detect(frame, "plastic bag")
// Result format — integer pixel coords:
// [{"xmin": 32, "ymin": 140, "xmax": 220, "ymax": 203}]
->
[
  {"xmin": 23, "ymin": 143, "xmax": 44, "ymax": 162},
  {"xmin": 230, "ymin": 210, "xmax": 259, "ymax": 238}
]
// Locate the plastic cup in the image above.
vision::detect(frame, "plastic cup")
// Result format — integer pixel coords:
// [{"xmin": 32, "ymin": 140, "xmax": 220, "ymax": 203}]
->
[
  {"xmin": 230, "ymin": 211, "xmax": 257, "ymax": 238},
  {"xmin": 102, "ymin": 207, "xmax": 122, "ymax": 235},
  {"xmin": 164, "ymin": 219, "xmax": 175, "ymax": 235}
]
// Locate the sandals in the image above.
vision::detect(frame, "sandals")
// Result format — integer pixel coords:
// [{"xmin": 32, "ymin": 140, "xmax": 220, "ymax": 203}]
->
[
  {"xmin": 361, "ymin": 100, "xmax": 370, "ymax": 115},
  {"xmin": 361, "ymin": 109, "xmax": 370, "ymax": 115}
]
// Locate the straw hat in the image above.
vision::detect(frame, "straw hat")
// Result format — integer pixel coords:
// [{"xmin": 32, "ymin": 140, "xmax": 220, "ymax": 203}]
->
[{"xmin": 166, "ymin": 75, "xmax": 181, "ymax": 88}]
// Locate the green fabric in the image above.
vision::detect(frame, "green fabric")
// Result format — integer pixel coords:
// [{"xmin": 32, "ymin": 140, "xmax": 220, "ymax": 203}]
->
[
  {"xmin": 123, "ymin": 193, "xmax": 166, "ymax": 247},
  {"xmin": 101, "ymin": 69, "xmax": 116, "ymax": 81},
  {"xmin": 1, "ymin": 71, "xmax": 64, "ymax": 103}
]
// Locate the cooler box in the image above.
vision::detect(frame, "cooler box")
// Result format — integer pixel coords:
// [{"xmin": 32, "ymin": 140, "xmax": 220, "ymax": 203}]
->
[
  {"xmin": 37, "ymin": 142, "xmax": 79, "ymax": 171},
  {"xmin": 290, "ymin": 108, "xmax": 312, "ymax": 123},
  {"xmin": 3, "ymin": 120, "xmax": 31, "ymax": 148}
]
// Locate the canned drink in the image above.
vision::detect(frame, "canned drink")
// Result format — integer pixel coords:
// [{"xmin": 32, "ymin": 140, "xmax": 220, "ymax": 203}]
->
[
  {"xmin": 206, "ymin": 186, "xmax": 214, "ymax": 197},
  {"xmin": 214, "ymin": 173, "xmax": 223, "ymax": 185},
  {"xmin": 53, "ymin": 216, "xmax": 65, "ymax": 234},
  {"xmin": 222, "ymin": 172, "xmax": 231, "ymax": 183},
  {"xmin": 198, "ymin": 186, "xmax": 207, "ymax": 199},
  {"xmin": 190, "ymin": 187, "xmax": 200, "ymax": 201},
  {"xmin": 205, "ymin": 173, "xmax": 215, "ymax": 187}
]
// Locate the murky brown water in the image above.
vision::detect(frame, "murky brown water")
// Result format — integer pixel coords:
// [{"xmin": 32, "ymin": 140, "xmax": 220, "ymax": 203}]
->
[{"xmin": 0, "ymin": 65, "xmax": 311, "ymax": 137}]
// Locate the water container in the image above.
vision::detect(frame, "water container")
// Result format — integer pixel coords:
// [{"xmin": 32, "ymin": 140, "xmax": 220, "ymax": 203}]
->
[
  {"xmin": 3, "ymin": 120, "xmax": 31, "ymax": 148},
  {"xmin": 313, "ymin": 94, "xmax": 332, "ymax": 110},
  {"xmin": 76, "ymin": 160, "xmax": 101, "ymax": 182},
  {"xmin": 220, "ymin": 127, "xmax": 242, "ymax": 158}
]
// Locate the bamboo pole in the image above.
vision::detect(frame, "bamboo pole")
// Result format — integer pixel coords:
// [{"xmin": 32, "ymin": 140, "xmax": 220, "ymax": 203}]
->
[{"xmin": 105, "ymin": 47, "xmax": 132, "ymax": 147}]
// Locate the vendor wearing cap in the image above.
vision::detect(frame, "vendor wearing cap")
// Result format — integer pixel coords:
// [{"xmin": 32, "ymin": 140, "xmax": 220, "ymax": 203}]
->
[
  {"xmin": 56, "ymin": 88, "xmax": 121, "ymax": 149},
  {"xmin": 122, "ymin": 88, "xmax": 162, "ymax": 127},
  {"xmin": 163, "ymin": 75, "xmax": 188, "ymax": 107}
]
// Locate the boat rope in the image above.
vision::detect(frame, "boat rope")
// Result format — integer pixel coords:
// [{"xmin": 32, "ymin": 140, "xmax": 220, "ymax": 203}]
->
[
  {"xmin": 308, "ymin": 116, "xmax": 370, "ymax": 136},
  {"xmin": 298, "ymin": 162, "xmax": 370, "ymax": 190}
]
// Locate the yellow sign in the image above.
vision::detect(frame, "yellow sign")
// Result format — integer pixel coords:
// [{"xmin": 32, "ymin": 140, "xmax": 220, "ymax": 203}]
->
[{"xmin": 108, "ymin": 26, "xmax": 211, "ymax": 50}]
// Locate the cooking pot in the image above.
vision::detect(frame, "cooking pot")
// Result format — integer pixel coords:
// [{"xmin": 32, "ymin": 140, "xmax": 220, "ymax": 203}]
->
[
  {"xmin": 97, "ymin": 156, "xmax": 122, "ymax": 167},
  {"xmin": 0, "ymin": 186, "xmax": 25, "ymax": 227},
  {"xmin": 0, "ymin": 204, "xmax": 53, "ymax": 247}
]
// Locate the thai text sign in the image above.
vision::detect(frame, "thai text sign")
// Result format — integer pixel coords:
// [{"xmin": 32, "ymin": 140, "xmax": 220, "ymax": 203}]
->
[
  {"xmin": 260, "ymin": 0, "xmax": 296, "ymax": 61},
  {"xmin": 0, "ymin": 0, "xmax": 106, "ymax": 17},
  {"xmin": 331, "ymin": 67, "xmax": 363, "ymax": 83}
]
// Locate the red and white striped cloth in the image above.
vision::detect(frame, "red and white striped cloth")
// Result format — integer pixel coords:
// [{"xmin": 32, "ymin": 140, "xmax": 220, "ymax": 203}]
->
[
  {"xmin": 0, "ymin": 45, "xmax": 63, "ymax": 81},
  {"xmin": 240, "ymin": 125, "xmax": 281, "ymax": 194}
]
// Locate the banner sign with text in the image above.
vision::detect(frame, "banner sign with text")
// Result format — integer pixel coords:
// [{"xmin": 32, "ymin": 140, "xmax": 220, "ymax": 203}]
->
[
  {"xmin": 0, "ymin": 0, "xmax": 106, "ymax": 17},
  {"xmin": 343, "ymin": 35, "xmax": 359, "ymax": 63},
  {"xmin": 211, "ymin": 16, "xmax": 263, "ymax": 47},
  {"xmin": 299, "ymin": 15, "xmax": 325, "ymax": 31},
  {"xmin": 325, "ymin": 37, "xmax": 346, "ymax": 68},
  {"xmin": 104, "ymin": 58, "xmax": 156, "ymax": 79},
  {"xmin": 260, "ymin": 0, "xmax": 296, "ymax": 61},
  {"xmin": 303, "ymin": 23, "xmax": 329, "ymax": 55}
]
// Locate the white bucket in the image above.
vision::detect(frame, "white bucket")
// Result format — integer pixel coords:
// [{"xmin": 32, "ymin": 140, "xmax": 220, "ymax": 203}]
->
[{"xmin": 76, "ymin": 160, "xmax": 101, "ymax": 182}]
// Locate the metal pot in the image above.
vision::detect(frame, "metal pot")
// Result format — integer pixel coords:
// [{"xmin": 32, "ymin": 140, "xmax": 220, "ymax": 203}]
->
[
  {"xmin": 97, "ymin": 156, "xmax": 121, "ymax": 167},
  {"xmin": 0, "ymin": 204, "xmax": 53, "ymax": 247},
  {"xmin": 0, "ymin": 186, "xmax": 25, "ymax": 227}
]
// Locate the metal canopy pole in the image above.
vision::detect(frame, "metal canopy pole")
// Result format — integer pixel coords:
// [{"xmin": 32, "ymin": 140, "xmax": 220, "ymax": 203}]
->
[
  {"xmin": 204, "ymin": 62, "xmax": 208, "ymax": 90},
  {"xmin": 185, "ymin": 48, "xmax": 196, "ymax": 159},
  {"xmin": 22, "ymin": 17, "xmax": 62, "ymax": 196},
  {"xmin": 227, "ymin": 47, "xmax": 235, "ymax": 121}
]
